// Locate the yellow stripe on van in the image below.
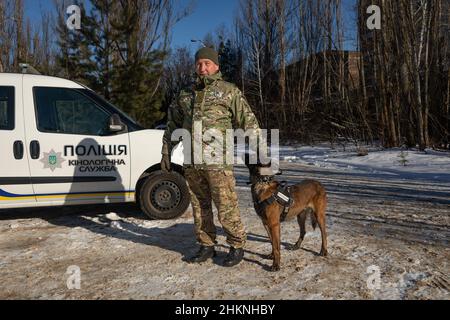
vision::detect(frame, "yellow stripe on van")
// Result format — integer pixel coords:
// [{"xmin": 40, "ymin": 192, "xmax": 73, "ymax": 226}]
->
[
  {"xmin": 35, "ymin": 192, "xmax": 135, "ymax": 200},
  {"xmin": 0, "ymin": 192, "xmax": 135, "ymax": 201},
  {"xmin": 0, "ymin": 195, "xmax": 36, "ymax": 201}
]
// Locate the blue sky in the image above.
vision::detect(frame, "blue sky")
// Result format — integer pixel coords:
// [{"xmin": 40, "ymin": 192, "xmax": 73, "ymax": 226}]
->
[
  {"xmin": 24, "ymin": 0, "xmax": 240, "ymax": 50},
  {"xmin": 172, "ymin": 0, "xmax": 239, "ymax": 50},
  {"xmin": 24, "ymin": 0, "xmax": 357, "ymax": 51}
]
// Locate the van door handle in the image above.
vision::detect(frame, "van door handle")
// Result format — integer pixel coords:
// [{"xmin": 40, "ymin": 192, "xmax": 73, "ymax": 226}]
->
[
  {"xmin": 13, "ymin": 141, "xmax": 24, "ymax": 159},
  {"xmin": 30, "ymin": 140, "xmax": 40, "ymax": 159}
]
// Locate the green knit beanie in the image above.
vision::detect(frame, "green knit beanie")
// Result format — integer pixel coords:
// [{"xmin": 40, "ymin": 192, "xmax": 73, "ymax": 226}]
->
[{"xmin": 195, "ymin": 47, "xmax": 219, "ymax": 66}]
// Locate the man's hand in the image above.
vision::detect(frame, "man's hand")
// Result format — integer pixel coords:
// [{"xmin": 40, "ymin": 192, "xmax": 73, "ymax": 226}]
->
[{"xmin": 161, "ymin": 153, "xmax": 171, "ymax": 172}]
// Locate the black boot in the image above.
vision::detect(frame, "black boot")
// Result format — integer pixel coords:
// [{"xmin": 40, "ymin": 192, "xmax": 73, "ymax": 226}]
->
[
  {"xmin": 188, "ymin": 246, "xmax": 216, "ymax": 263},
  {"xmin": 223, "ymin": 247, "xmax": 244, "ymax": 267}
]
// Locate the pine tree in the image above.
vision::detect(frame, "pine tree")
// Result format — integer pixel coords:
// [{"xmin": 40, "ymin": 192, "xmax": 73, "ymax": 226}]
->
[
  {"xmin": 56, "ymin": 0, "xmax": 177, "ymax": 128},
  {"xmin": 108, "ymin": 0, "xmax": 166, "ymax": 128},
  {"xmin": 218, "ymin": 39, "xmax": 238, "ymax": 83},
  {"xmin": 55, "ymin": 1, "xmax": 95, "ymax": 87},
  {"xmin": 398, "ymin": 150, "xmax": 409, "ymax": 166},
  {"xmin": 85, "ymin": 0, "xmax": 118, "ymax": 100}
]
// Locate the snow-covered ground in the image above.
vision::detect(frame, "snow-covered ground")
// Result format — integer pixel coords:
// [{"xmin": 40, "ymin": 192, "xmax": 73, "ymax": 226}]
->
[
  {"xmin": 0, "ymin": 144, "xmax": 449, "ymax": 300},
  {"xmin": 278, "ymin": 144, "xmax": 450, "ymax": 182}
]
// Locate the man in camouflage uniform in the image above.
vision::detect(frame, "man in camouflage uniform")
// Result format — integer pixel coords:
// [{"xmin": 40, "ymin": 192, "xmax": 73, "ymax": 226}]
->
[{"xmin": 161, "ymin": 47, "xmax": 263, "ymax": 267}]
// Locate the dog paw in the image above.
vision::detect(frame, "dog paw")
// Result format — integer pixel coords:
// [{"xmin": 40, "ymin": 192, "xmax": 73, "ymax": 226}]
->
[
  {"xmin": 319, "ymin": 250, "xmax": 328, "ymax": 257},
  {"xmin": 287, "ymin": 243, "xmax": 301, "ymax": 251},
  {"xmin": 270, "ymin": 264, "xmax": 280, "ymax": 272}
]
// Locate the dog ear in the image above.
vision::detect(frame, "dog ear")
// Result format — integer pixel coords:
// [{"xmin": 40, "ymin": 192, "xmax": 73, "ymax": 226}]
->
[
  {"xmin": 258, "ymin": 166, "xmax": 275, "ymax": 176},
  {"xmin": 243, "ymin": 152, "xmax": 258, "ymax": 166}
]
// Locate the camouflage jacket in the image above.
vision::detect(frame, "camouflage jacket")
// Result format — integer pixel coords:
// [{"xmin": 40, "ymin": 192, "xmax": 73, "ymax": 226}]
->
[{"xmin": 162, "ymin": 71, "xmax": 263, "ymax": 170}]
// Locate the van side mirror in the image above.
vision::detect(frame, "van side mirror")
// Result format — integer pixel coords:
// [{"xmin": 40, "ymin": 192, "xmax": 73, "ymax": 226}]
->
[{"xmin": 109, "ymin": 114, "xmax": 126, "ymax": 133}]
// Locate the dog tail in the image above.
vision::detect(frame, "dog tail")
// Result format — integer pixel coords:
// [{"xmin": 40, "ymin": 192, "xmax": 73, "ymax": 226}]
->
[{"xmin": 310, "ymin": 211, "xmax": 317, "ymax": 230}]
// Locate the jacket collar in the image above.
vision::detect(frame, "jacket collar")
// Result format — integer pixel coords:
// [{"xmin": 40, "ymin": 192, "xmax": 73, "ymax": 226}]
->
[{"xmin": 195, "ymin": 71, "xmax": 222, "ymax": 89}]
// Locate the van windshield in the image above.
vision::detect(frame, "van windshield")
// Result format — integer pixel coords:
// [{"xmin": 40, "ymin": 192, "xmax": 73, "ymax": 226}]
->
[{"xmin": 77, "ymin": 89, "xmax": 145, "ymax": 132}]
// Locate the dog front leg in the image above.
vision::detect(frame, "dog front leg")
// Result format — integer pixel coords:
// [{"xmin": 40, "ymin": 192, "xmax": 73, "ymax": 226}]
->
[
  {"xmin": 268, "ymin": 223, "xmax": 281, "ymax": 272},
  {"xmin": 263, "ymin": 224, "xmax": 274, "ymax": 260}
]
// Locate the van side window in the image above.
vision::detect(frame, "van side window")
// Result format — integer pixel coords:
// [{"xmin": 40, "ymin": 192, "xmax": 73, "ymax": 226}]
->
[
  {"xmin": 0, "ymin": 86, "xmax": 14, "ymax": 131},
  {"xmin": 34, "ymin": 87, "xmax": 111, "ymax": 136}
]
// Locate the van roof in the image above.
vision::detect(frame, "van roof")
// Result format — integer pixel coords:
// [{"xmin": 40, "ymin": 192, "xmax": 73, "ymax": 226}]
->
[{"xmin": 0, "ymin": 73, "xmax": 85, "ymax": 89}]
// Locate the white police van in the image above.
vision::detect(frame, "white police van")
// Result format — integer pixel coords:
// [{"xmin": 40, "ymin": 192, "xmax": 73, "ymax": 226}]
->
[{"xmin": 0, "ymin": 73, "xmax": 189, "ymax": 219}]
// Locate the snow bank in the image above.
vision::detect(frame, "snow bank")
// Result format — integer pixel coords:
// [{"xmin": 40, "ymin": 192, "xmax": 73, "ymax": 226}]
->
[{"xmin": 278, "ymin": 144, "xmax": 450, "ymax": 182}]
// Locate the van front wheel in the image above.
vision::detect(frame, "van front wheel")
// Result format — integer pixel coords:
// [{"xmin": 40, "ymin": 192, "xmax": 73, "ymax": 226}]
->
[{"xmin": 139, "ymin": 171, "xmax": 190, "ymax": 220}]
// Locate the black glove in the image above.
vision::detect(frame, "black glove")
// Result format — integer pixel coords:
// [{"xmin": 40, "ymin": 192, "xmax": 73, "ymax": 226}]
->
[{"xmin": 161, "ymin": 153, "xmax": 171, "ymax": 172}]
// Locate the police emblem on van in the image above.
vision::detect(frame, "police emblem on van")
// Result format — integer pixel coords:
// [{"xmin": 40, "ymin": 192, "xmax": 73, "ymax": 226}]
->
[
  {"xmin": 40, "ymin": 150, "xmax": 66, "ymax": 172},
  {"xmin": 49, "ymin": 155, "xmax": 57, "ymax": 165}
]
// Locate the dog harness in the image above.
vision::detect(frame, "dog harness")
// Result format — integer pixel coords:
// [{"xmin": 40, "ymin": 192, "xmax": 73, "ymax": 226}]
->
[{"xmin": 255, "ymin": 181, "xmax": 294, "ymax": 222}]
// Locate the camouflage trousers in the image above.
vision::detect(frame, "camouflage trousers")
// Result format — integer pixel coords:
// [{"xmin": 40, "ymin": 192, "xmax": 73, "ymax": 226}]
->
[{"xmin": 184, "ymin": 168, "xmax": 247, "ymax": 249}]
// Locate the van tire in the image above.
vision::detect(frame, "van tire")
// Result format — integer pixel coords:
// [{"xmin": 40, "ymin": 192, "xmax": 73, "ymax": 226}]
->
[{"xmin": 139, "ymin": 170, "xmax": 190, "ymax": 220}]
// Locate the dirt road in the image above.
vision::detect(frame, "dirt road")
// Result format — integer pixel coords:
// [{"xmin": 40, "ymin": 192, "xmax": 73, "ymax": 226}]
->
[{"xmin": 0, "ymin": 163, "xmax": 448, "ymax": 299}]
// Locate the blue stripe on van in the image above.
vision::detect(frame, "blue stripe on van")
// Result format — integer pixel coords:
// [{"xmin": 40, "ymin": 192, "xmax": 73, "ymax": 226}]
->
[{"xmin": 0, "ymin": 188, "xmax": 135, "ymax": 199}]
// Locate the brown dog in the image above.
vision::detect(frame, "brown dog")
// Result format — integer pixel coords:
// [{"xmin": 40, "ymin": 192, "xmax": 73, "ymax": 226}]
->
[{"xmin": 246, "ymin": 163, "xmax": 328, "ymax": 271}]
